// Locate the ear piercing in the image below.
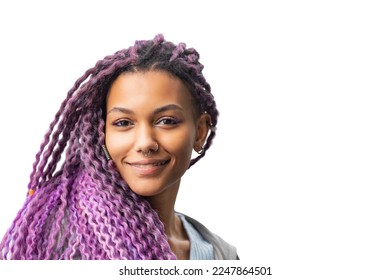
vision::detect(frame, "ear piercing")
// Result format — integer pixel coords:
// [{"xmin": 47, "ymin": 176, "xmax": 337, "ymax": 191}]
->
[{"xmin": 102, "ymin": 145, "xmax": 111, "ymax": 160}]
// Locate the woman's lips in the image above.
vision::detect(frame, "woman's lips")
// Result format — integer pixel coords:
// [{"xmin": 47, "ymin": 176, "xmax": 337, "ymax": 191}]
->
[{"xmin": 126, "ymin": 159, "xmax": 170, "ymax": 175}]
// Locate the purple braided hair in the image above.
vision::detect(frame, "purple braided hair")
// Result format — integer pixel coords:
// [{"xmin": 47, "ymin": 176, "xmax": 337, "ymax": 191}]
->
[{"xmin": 0, "ymin": 34, "xmax": 218, "ymax": 259}]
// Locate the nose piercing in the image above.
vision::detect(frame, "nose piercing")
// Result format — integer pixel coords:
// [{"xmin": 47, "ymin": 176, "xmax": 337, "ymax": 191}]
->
[{"xmin": 142, "ymin": 143, "xmax": 159, "ymax": 157}]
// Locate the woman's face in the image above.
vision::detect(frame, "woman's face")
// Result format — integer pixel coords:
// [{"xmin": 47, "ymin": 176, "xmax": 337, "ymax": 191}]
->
[{"xmin": 105, "ymin": 70, "xmax": 210, "ymax": 196}]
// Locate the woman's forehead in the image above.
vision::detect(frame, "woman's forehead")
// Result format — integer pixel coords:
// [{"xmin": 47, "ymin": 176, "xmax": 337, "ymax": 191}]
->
[{"xmin": 106, "ymin": 71, "xmax": 196, "ymax": 115}]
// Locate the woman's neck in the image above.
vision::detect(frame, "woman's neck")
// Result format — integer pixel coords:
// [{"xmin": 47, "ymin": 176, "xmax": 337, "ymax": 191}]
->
[
  {"xmin": 145, "ymin": 183, "xmax": 180, "ymax": 236},
  {"xmin": 145, "ymin": 182, "xmax": 190, "ymax": 259}
]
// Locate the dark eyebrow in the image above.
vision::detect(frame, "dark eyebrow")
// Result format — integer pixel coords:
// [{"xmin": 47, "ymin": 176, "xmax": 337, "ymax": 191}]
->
[
  {"xmin": 107, "ymin": 104, "xmax": 184, "ymax": 116},
  {"xmin": 107, "ymin": 107, "xmax": 134, "ymax": 115},
  {"xmin": 153, "ymin": 104, "xmax": 184, "ymax": 115}
]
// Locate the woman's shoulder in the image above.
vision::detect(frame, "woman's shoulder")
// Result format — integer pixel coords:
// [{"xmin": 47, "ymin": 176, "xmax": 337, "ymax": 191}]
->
[{"xmin": 179, "ymin": 213, "xmax": 239, "ymax": 260}]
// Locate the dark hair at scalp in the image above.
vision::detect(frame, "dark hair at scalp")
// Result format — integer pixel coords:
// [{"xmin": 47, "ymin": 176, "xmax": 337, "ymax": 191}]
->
[{"xmin": 0, "ymin": 34, "xmax": 218, "ymax": 260}]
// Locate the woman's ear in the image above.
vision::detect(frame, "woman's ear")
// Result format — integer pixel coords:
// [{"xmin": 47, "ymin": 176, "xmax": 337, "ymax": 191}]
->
[{"xmin": 194, "ymin": 113, "xmax": 212, "ymax": 153}]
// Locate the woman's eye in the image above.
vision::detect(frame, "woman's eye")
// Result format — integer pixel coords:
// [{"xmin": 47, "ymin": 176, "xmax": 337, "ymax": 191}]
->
[
  {"xmin": 156, "ymin": 117, "xmax": 181, "ymax": 126},
  {"xmin": 113, "ymin": 119, "xmax": 133, "ymax": 127}
]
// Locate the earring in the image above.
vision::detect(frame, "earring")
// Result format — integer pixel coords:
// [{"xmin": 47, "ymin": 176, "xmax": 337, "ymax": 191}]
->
[
  {"xmin": 102, "ymin": 145, "xmax": 111, "ymax": 160},
  {"xmin": 196, "ymin": 148, "xmax": 204, "ymax": 155}
]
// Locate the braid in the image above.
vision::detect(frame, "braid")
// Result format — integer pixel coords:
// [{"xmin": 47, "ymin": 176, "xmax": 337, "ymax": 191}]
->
[{"xmin": 0, "ymin": 34, "xmax": 217, "ymax": 259}]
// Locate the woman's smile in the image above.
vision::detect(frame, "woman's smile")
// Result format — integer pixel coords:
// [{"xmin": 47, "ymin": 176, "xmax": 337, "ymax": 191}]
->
[{"xmin": 125, "ymin": 158, "xmax": 171, "ymax": 176}]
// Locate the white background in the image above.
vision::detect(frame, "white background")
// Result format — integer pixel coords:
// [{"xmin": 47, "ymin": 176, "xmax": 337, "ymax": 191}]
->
[{"xmin": 0, "ymin": 0, "xmax": 389, "ymax": 279}]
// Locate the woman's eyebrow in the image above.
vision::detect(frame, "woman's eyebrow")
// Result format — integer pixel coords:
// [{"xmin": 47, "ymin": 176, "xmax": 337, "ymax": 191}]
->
[
  {"xmin": 153, "ymin": 104, "xmax": 184, "ymax": 115},
  {"xmin": 107, "ymin": 104, "xmax": 184, "ymax": 116},
  {"xmin": 107, "ymin": 107, "xmax": 133, "ymax": 115}
]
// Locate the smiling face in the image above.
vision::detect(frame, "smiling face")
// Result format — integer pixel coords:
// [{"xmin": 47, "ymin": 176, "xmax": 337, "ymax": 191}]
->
[{"xmin": 105, "ymin": 70, "xmax": 210, "ymax": 197}]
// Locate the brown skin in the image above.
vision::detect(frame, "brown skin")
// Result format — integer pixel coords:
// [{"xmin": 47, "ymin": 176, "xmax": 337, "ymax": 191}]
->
[{"xmin": 105, "ymin": 70, "xmax": 211, "ymax": 259}]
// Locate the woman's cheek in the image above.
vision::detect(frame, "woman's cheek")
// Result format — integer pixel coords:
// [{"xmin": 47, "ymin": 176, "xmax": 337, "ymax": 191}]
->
[{"xmin": 106, "ymin": 132, "xmax": 132, "ymax": 159}]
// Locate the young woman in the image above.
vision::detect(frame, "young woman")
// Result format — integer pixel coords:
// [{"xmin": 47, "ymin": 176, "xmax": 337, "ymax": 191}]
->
[{"xmin": 0, "ymin": 34, "xmax": 237, "ymax": 260}]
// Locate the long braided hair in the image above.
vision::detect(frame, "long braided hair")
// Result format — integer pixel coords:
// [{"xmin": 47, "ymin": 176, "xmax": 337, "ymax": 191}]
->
[{"xmin": 0, "ymin": 34, "xmax": 218, "ymax": 259}]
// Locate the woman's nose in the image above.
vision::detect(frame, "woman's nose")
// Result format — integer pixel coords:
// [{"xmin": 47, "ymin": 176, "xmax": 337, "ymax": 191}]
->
[{"xmin": 134, "ymin": 125, "xmax": 159, "ymax": 154}]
